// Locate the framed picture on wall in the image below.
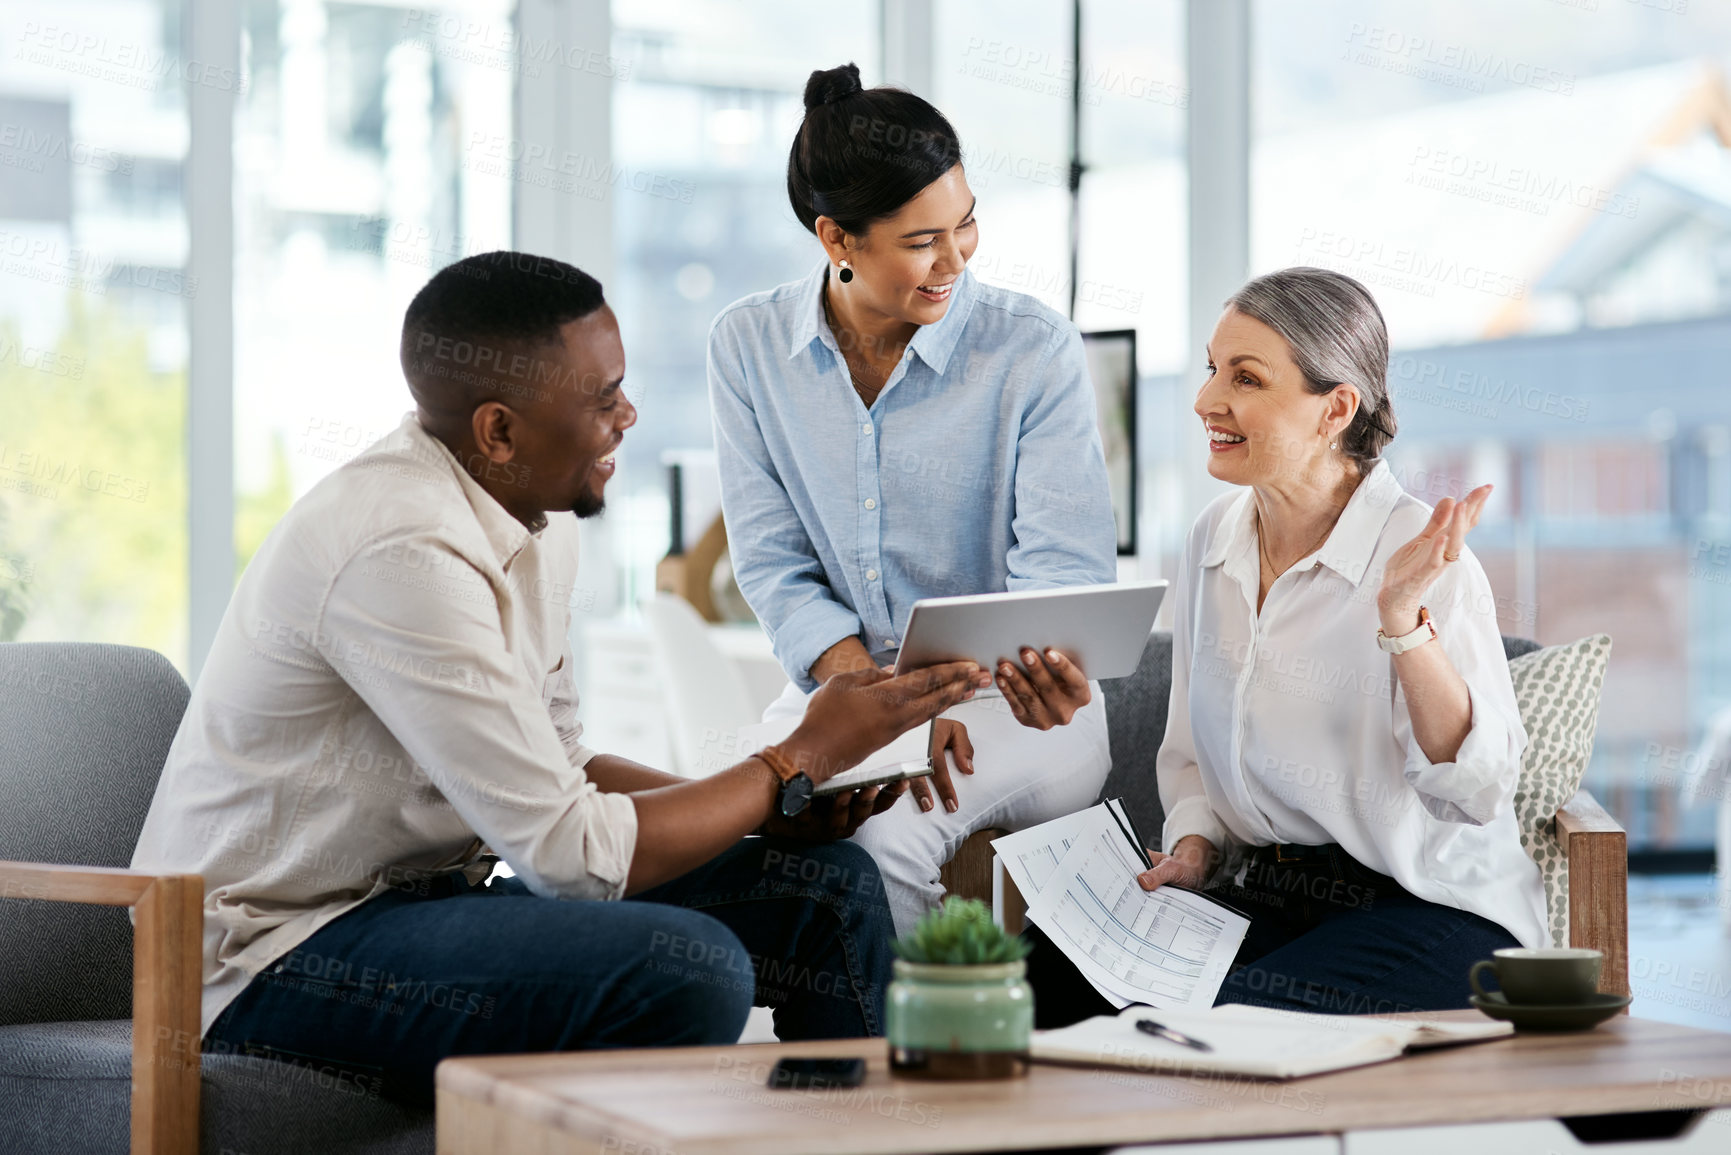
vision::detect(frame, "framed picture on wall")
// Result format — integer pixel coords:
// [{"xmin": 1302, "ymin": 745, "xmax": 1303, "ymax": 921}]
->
[{"xmin": 1082, "ymin": 329, "xmax": 1138, "ymax": 556}]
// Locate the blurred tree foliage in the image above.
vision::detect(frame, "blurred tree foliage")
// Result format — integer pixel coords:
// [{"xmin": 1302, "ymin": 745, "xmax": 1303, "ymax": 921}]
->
[
  {"xmin": 0, "ymin": 299, "xmax": 293, "ymax": 671},
  {"xmin": 0, "ymin": 500, "xmax": 27, "ymax": 642},
  {"xmin": 237, "ymin": 429, "xmax": 294, "ymax": 577}
]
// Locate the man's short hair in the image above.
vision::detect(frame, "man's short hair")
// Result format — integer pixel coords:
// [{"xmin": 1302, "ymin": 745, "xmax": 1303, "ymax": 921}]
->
[{"xmin": 400, "ymin": 251, "xmax": 605, "ymax": 398}]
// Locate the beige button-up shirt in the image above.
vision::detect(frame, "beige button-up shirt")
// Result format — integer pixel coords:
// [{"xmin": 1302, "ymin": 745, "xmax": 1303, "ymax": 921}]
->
[{"xmin": 132, "ymin": 414, "xmax": 637, "ymax": 1034}]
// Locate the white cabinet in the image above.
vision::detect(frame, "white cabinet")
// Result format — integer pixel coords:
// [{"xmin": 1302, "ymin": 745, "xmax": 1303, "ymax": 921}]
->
[
  {"xmin": 1345, "ymin": 1110, "xmax": 1731, "ymax": 1155},
  {"xmin": 574, "ymin": 619, "xmax": 673, "ymax": 770},
  {"xmin": 572, "ymin": 616, "xmax": 789, "ymax": 774}
]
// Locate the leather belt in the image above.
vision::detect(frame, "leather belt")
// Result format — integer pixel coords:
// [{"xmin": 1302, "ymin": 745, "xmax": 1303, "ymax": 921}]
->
[{"xmin": 1271, "ymin": 842, "xmax": 1334, "ymax": 864}]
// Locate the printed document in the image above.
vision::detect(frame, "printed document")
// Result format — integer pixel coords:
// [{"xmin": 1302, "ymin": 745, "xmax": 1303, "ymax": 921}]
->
[{"xmin": 993, "ymin": 804, "xmax": 1249, "ymax": 1010}]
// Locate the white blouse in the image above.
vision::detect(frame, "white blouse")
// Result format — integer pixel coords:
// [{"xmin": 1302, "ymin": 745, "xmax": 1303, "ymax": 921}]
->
[{"xmin": 1157, "ymin": 461, "xmax": 1548, "ymax": 949}]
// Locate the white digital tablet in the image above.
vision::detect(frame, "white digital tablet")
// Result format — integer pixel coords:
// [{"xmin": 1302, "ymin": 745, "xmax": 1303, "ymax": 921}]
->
[{"xmin": 891, "ymin": 581, "xmax": 1168, "ymax": 681}]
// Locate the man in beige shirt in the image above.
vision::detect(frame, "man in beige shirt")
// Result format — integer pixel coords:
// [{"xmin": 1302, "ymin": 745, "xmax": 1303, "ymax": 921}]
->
[{"xmin": 131, "ymin": 251, "xmax": 988, "ymax": 1104}]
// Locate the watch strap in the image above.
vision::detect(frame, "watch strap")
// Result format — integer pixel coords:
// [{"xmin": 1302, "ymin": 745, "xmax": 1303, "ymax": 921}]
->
[
  {"xmin": 757, "ymin": 744, "xmax": 801, "ymax": 783},
  {"xmin": 1377, "ymin": 606, "xmax": 1437, "ymax": 654},
  {"xmin": 758, "ymin": 744, "xmax": 814, "ymax": 818}
]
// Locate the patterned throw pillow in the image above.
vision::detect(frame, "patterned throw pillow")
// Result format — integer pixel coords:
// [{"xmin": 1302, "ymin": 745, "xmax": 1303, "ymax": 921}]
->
[{"xmin": 1507, "ymin": 634, "xmax": 1614, "ymax": 947}]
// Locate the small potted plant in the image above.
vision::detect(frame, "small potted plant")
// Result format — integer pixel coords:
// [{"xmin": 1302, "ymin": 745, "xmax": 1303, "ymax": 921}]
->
[{"xmin": 886, "ymin": 897, "xmax": 1033, "ymax": 1079}]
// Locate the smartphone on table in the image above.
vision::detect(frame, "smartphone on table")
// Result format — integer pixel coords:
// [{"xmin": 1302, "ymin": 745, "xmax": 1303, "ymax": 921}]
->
[{"xmin": 765, "ymin": 1057, "xmax": 867, "ymax": 1090}]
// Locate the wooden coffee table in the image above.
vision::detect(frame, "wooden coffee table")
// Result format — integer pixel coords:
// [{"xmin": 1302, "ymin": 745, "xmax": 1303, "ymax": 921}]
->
[{"xmin": 437, "ymin": 1013, "xmax": 1731, "ymax": 1154}]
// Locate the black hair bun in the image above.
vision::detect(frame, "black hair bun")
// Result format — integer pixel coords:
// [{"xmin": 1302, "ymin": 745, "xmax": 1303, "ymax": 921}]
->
[
  {"xmin": 785, "ymin": 64, "xmax": 962, "ymax": 236},
  {"xmin": 803, "ymin": 63, "xmax": 863, "ymax": 111}
]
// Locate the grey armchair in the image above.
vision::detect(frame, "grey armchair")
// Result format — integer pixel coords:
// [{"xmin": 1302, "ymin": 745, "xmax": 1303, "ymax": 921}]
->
[{"xmin": 0, "ymin": 642, "xmax": 433, "ymax": 1155}]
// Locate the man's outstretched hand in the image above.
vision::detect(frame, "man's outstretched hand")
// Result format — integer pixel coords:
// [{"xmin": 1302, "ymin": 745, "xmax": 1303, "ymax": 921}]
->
[{"xmin": 781, "ymin": 661, "xmax": 992, "ymax": 787}]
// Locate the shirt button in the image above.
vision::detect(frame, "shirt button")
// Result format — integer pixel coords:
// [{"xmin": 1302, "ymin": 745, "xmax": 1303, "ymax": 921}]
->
[
  {"xmin": 862, "ymin": 423, "xmax": 873, "ymax": 435},
  {"xmin": 864, "ymin": 498, "xmax": 877, "ymax": 510},
  {"xmin": 866, "ymin": 569, "xmax": 879, "ymax": 581},
  {"xmin": 885, "ymin": 637, "xmax": 897, "ymax": 647}
]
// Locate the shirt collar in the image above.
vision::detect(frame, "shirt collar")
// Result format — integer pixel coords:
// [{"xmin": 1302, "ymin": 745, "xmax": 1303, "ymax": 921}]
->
[
  {"xmin": 786, "ymin": 261, "xmax": 832, "ymax": 360},
  {"xmin": 402, "ymin": 413, "xmax": 537, "ymax": 568},
  {"xmin": 785, "ymin": 261, "xmax": 978, "ymax": 377},
  {"xmin": 1199, "ymin": 458, "xmax": 1402, "ymax": 590},
  {"xmin": 1315, "ymin": 459, "xmax": 1404, "ymax": 588},
  {"xmin": 1201, "ymin": 488, "xmax": 1258, "ymax": 572},
  {"xmin": 905, "ymin": 267, "xmax": 976, "ymax": 375}
]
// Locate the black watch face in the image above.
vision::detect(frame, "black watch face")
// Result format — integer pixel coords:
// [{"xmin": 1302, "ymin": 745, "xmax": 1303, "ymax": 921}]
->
[{"xmin": 779, "ymin": 773, "xmax": 814, "ymax": 818}]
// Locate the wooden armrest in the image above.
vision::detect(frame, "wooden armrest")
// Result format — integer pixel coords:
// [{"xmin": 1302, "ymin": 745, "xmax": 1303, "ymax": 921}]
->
[
  {"xmin": 1550, "ymin": 790, "xmax": 1629, "ymax": 1000},
  {"xmin": 0, "ymin": 861, "xmax": 162, "ymax": 905},
  {"xmin": 0, "ymin": 860, "xmax": 204, "ymax": 1155},
  {"xmin": 938, "ymin": 828, "xmax": 1003, "ymax": 908},
  {"xmin": 997, "ymin": 859, "xmax": 1027, "ymax": 938},
  {"xmin": 1556, "ymin": 789, "xmax": 1625, "ymax": 837}
]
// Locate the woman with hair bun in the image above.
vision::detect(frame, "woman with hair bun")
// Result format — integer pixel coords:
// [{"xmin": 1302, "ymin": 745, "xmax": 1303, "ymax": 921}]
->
[{"xmin": 708, "ymin": 63, "xmax": 1119, "ymax": 935}]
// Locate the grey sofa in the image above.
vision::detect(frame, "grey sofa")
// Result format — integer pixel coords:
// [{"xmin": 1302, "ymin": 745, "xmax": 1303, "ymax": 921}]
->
[{"xmin": 0, "ymin": 642, "xmax": 434, "ymax": 1155}]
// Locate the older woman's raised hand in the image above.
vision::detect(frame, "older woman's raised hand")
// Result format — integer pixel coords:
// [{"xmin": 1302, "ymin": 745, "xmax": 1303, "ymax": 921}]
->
[{"xmin": 1376, "ymin": 483, "xmax": 1492, "ymax": 633}]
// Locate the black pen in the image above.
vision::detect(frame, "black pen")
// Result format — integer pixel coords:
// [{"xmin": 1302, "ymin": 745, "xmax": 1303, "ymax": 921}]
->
[
  {"xmin": 1136, "ymin": 1018, "xmax": 1213, "ymax": 1053},
  {"xmin": 1119, "ymin": 799, "xmax": 1154, "ymax": 868},
  {"xmin": 1106, "ymin": 797, "xmax": 1154, "ymax": 870}
]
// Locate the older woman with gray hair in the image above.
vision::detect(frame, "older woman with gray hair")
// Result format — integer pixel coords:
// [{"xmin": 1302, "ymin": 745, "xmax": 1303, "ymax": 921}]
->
[{"xmin": 1029, "ymin": 267, "xmax": 1547, "ymax": 1021}]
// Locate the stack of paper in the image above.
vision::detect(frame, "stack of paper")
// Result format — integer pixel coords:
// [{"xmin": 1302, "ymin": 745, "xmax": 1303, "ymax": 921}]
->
[
  {"xmin": 1031, "ymin": 1003, "xmax": 1514, "ymax": 1078},
  {"xmin": 992, "ymin": 803, "xmax": 1250, "ymax": 1010}
]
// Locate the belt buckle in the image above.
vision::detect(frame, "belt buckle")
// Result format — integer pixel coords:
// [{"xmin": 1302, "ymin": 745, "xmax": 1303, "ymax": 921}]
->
[{"xmin": 1274, "ymin": 844, "xmax": 1304, "ymax": 864}]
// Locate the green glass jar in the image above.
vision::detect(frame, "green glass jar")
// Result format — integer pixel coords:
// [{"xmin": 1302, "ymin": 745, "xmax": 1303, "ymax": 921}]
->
[{"xmin": 886, "ymin": 959, "xmax": 1033, "ymax": 1079}]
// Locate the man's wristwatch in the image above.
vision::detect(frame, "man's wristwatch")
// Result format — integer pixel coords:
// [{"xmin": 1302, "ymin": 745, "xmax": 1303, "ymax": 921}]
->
[
  {"xmin": 758, "ymin": 745, "xmax": 814, "ymax": 819},
  {"xmin": 1376, "ymin": 605, "xmax": 1437, "ymax": 654}
]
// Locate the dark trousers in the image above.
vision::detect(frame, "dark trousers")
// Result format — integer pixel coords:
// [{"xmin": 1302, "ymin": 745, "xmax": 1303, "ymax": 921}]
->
[
  {"xmin": 1026, "ymin": 842, "xmax": 1520, "ymax": 1029},
  {"xmin": 206, "ymin": 837, "xmax": 894, "ymax": 1105}
]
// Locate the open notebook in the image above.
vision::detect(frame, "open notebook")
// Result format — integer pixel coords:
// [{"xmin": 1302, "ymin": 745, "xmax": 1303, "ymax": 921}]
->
[{"xmin": 1031, "ymin": 1003, "xmax": 1513, "ymax": 1079}]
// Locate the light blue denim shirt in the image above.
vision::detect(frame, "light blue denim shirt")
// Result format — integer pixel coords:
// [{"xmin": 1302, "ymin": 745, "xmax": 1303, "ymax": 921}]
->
[{"xmin": 708, "ymin": 261, "xmax": 1117, "ymax": 690}]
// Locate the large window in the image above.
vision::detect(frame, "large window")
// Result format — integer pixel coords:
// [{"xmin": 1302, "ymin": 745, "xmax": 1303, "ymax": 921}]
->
[
  {"xmin": 233, "ymin": 0, "xmax": 516, "ymax": 561},
  {"xmin": 933, "ymin": 0, "xmax": 1074, "ymax": 318},
  {"xmin": 605, "ymin": 0, "xmax": 879, "ymax": 610},
  {"xmin": 1073, "ymin": 0, "xmax": 1185, "ymax": 364},
  {"xmin": 0, "ymin": 0, "xmax": 191, "ymax": 665},
  {"xmin": 12, "ymin": 1, "xmax": 1726, "ymax": 858},
  {"xmin": 1254, "ymin": 0, "xmax": 1731, "ymax": 850}
]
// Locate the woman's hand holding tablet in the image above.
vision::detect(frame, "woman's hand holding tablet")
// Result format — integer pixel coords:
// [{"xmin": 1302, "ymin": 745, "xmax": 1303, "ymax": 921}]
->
[{"xmin": 995, "ymin": 646, "xmax": 1094, "ymax": 731}]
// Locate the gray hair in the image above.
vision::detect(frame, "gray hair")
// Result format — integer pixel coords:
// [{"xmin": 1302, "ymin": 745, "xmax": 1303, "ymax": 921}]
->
[{"xmin": 1225, "ymin": 267, "xmax": 1396, "ymax": 466}]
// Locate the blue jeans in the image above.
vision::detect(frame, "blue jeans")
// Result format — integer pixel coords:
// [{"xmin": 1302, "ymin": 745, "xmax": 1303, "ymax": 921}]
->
[
  {"xmin": 206, "ymin": 837, "xmax": 894, "ymax": 1105},
  {"xmin": 1026, "ymin": 842, "xmax": 1521, "ymax": 1028}
]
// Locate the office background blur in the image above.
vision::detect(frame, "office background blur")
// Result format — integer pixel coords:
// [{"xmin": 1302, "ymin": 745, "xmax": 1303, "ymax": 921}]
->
[{"xmin": 3, "ymin": 0, "xmax": 1731, "ymax": 863}]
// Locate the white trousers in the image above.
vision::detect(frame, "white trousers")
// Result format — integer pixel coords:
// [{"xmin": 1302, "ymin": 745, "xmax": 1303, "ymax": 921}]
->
[{"xmin": 761, "ymin": 682, "xmax": 1112, "ymax": 936}]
